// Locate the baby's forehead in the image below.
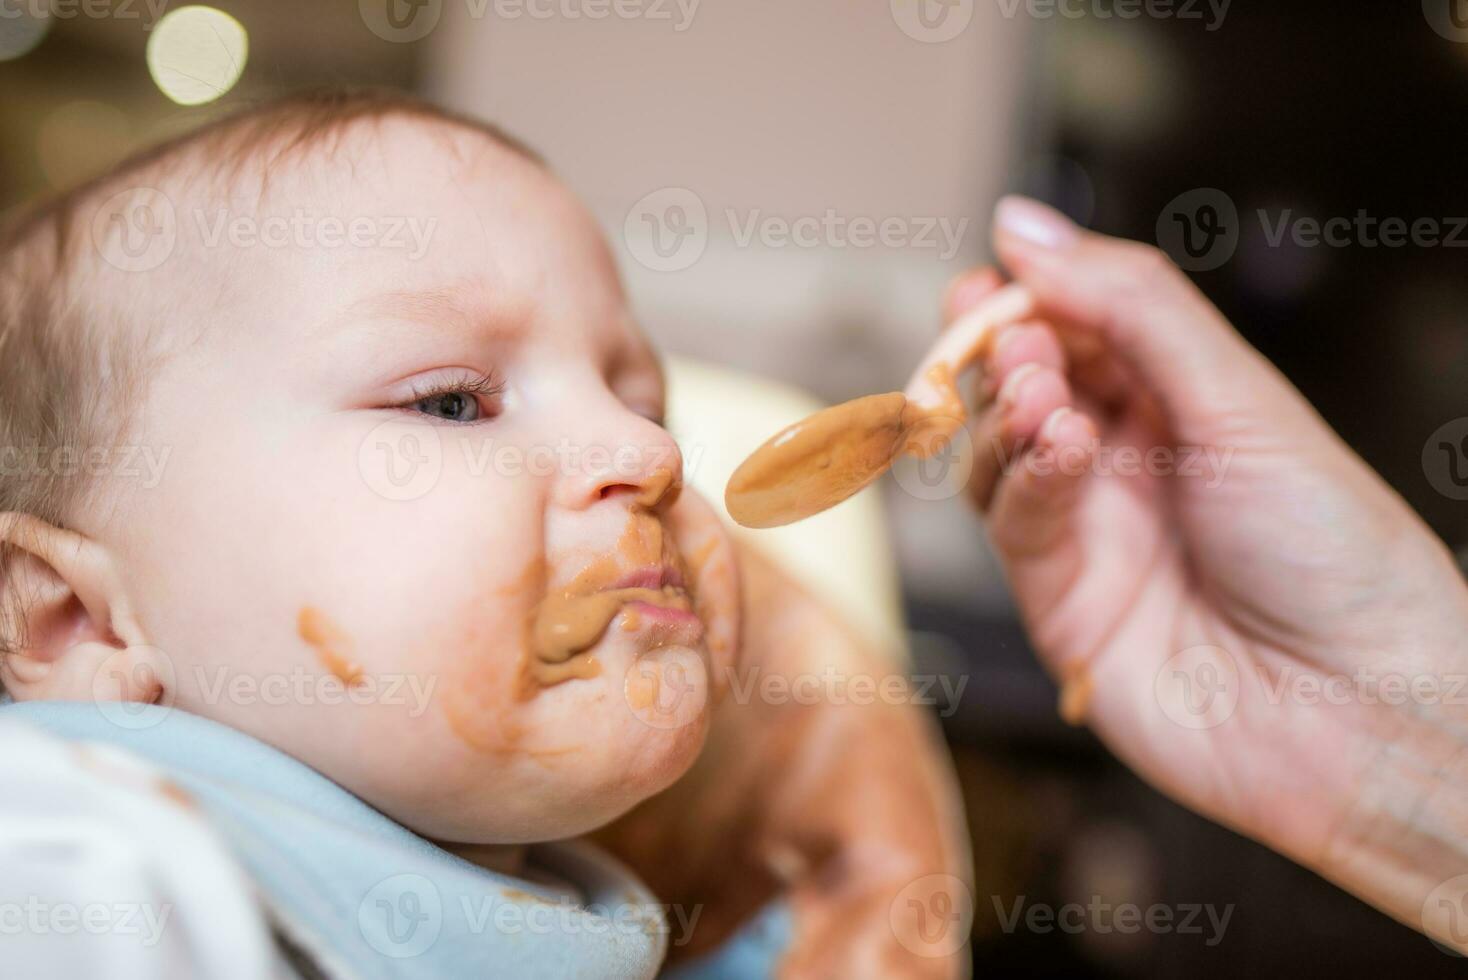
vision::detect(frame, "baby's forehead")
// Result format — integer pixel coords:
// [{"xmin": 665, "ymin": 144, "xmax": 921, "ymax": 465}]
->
[
  {"xmin": 174, "ymin": 114, "xmax": 540, "ymax": 221},
  {"xmin": 106, "ymin": 113, "xmax": 634, "ymax": 363}
]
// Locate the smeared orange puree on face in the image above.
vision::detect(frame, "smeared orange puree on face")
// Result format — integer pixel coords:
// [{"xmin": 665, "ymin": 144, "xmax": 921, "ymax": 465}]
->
[{"xmin": 298, "ymin": 606, "xmax": 364, "ymax": 687}]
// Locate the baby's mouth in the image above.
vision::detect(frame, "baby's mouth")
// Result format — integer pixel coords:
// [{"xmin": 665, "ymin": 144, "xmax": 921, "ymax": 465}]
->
[{"xmin": 527, "ymin": 558, "xmax": 702, "ymax": 687}]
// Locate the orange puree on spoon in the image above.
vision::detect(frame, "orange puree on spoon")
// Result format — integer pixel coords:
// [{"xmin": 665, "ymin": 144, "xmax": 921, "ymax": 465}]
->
[{"xmin": 726, "ymin": 283, "xmax": 1035, "ymax": 528}]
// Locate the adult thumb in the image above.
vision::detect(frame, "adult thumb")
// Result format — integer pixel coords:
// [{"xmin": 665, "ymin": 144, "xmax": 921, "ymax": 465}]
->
[{"xmin": 991, "ymin": 195, "xmax": 1309, "ymax": 441}]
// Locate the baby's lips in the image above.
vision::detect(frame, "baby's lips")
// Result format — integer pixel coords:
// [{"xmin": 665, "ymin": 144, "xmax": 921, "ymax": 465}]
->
[{"xmin": 609, "ymin": 564, "xmax": 684, "ymax": 592}]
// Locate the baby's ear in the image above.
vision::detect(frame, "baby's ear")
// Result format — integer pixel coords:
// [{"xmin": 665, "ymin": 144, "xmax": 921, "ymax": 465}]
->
[{"xmin": 0, "ymin": 513, "xmax": 162, "ymax": 705}]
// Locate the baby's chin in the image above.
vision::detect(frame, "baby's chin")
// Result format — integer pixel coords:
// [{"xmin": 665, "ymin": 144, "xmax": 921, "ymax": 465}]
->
[
  {"xmin": 388, "ymin": 640, "xmax": 714, "ymax": 844},
  {"xmin": 526, "ymin": 638, "xmax": 715, "ymax": 808}
]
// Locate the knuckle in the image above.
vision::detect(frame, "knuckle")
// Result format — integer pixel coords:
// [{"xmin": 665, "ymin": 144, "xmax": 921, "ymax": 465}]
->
[
  {"xmin": 1098, "ymin": 243, "xmax": 1182, "ymax": 332},
  {"xmin": 1116, "ymin": 243, "xmax": 1178, "ymax": 298}
]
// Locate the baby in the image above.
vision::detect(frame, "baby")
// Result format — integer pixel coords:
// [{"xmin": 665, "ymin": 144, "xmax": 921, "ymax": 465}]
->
[{"xmin": 0, "ymin": 90, "xmax": 968, "ymax": 978}]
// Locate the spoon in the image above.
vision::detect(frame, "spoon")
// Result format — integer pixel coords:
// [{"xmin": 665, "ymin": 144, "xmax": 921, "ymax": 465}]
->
[{"xmin": 725, "ymin": 283, "xmax": 1036, "ymax": 529}]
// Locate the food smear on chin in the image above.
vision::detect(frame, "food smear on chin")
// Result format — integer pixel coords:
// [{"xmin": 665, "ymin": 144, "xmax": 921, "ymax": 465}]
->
[
  {"xmin": 526, "ymin": 505, "xmax": 695, "ymax": 690},
  {"xmin": 528, "ymin": 554, "xmax": 692, "ymax": 686}
]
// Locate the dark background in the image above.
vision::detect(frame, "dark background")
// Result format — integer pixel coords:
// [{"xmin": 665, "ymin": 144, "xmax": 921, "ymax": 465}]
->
[{"xmin": 935, "ymin": 3, "xmax": 1468, "ymax": 976}]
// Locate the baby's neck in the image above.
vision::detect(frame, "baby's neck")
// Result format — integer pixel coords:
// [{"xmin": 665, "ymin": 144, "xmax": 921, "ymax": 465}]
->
[{"xmin": 441, "ymin": 842, "xmax": 529, "ymax": 877}]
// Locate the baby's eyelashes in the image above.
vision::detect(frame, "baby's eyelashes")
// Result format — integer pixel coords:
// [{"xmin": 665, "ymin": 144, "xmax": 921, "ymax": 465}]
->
[{"xmin": 393, "ymin": 370, "xmax": 506, "ymax": 423}]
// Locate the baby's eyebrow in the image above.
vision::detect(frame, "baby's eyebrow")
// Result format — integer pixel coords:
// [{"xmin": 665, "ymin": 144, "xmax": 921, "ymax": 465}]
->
[{"xmin": 315, "ymin": 284, "xmax": 520, "ymax": 343}]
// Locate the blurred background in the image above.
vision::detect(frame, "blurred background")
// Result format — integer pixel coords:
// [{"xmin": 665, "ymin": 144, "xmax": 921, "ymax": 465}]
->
[{"xmin": 3, "ymin": 1, "xmax": 1467, "ymax": 975}]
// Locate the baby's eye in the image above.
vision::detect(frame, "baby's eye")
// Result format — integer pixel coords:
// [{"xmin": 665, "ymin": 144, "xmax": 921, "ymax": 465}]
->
[
  {"xmin": 398, "ymin": 371, "xmax": 505, "ymax": 423},
  {"xmin": 414, "ymin": 391, "xmax": 480, "ymax": 422}
]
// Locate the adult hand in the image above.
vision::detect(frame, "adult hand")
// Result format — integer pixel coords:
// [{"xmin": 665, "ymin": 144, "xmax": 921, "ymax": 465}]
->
[{"xmin": 947, "ymin": 194, "xmax": 1468, "ymax": 949}]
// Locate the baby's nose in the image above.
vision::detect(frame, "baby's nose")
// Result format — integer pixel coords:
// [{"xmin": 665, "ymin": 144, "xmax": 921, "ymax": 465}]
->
[{"xmin": 553, "ymin": 424, "xmax": 684, "ymax": 511}]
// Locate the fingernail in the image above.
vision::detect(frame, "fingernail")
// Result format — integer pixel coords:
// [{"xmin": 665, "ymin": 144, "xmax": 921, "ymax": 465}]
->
[
  {"xmin": 995, "ymin": 195, "xmax": 1079, "ymax": 250},
  {"xmin": 1040, "ymin": 405, "xmax": 1074, "ymax": 440},
  {"xmin": 992, "ymin": 325, "xmax": 1026, "ymax": 362},
  {"xmin": 997, "ymin": 362, "xmax": 1040, "ymax": 410}
]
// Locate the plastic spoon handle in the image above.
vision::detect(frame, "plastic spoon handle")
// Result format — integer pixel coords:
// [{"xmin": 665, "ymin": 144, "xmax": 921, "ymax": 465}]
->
[{"xmin": 903, "ymin": 282, "xmax": 1036, "ymax": 410}]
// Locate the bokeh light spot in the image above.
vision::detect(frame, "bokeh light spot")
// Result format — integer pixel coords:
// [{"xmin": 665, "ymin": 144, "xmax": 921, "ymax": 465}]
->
[
  {"xmin": 0, "ymin": 6, "xmax": 51, "ymax": 61},
  {"xmin": 146, "ymin": 6, "xmax": 249, "ymax": 107}
]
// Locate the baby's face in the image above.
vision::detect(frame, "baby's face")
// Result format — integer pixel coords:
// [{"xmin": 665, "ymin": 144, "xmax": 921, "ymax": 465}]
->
[{"xmin": 104, "ymin": 121, "xmax": 740, "ymax": 841}]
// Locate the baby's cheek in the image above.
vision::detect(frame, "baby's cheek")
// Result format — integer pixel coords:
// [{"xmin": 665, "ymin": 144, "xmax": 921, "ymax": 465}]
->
[
  {"xmin": 439, "ymin": 591, "xmax": 538, "ymax": 755},
  {"xmin": 670, "ymin": 492, "xmax": 741, "ymax": 691}
]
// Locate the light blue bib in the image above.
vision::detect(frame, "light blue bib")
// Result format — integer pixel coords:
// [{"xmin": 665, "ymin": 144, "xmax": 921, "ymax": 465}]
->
[{"xmin": 2, "ymin": 701, "xmax": 788, "ymax": 978}]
